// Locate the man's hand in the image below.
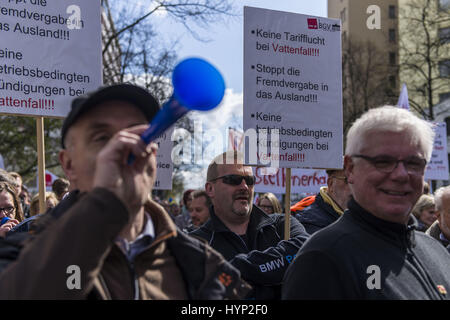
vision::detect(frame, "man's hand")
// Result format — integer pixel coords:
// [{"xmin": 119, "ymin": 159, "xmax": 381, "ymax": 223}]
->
[{"xmin": 92, "ymin": 125, "xmax": 158, "ymax": 219}]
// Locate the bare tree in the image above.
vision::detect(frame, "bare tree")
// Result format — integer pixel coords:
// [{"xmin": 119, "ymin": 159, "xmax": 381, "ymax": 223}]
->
[
  {"xmin": 101, "ymin": 0, "xmax": 237, "ymax": 195},
  {"xmin": 399, "ymin": 0, "xmax": 450, "ymax": 120},
  {"xmin": 342, "ymin": 38, "xmax": 396, "ymax": 133},
  {"xmin": 102, "ymin": 0, "xmax": 236, "ymax": 102}
]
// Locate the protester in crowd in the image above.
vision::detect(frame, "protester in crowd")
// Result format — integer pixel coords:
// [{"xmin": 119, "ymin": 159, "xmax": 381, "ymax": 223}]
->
[
  {"xmin": 423, "ymin": 181, "xmax": 431, "ymax": 194},
  {"xmin": 0, "ymin": 181, "xmax": 24, "ymax": 238},
  {"xmin": 19, "ymin": 185, "xmax": 31, "ymax": 219},
  {"xmin": 176, "ymin": 189, "xmax": 194, "ymax": 230},
  {"xmin": 257, "ymin": 192, "xmax": 282, "ymax": 215},
  {"xmin": 411, "ymin": 194, "xmax": 437, "ymax": 232},
  {"xmin": 283, "ymin": 106, "xmax": 450, "ymax": 299},
  {"xmin": 8, "ymin": 172, "xmax": 23, "ymax": 197},
  {"xmin": 426, "ymin": 186, "xmax": 450, "ymax": 253},
  {"xmin": 0, "ymin": 84, "xmax": 250, "ymax": 299},
  {"xmin": 294, "ymin": 169, "xmax": 352, "ymax": 234},
  {"xmin": 189, "ymin": 190, "xmax": 212, "ymax": 228},
  {"xmin": 52, "ymin": 178, "xmax": 70, "ymax": 201},
  {"xmin": 160, "ymin": 199, "xmax": 171, "ymax": 214},
  {"xmin": 169, "ymin": 197, "xmax": 191, "ymax": 230},
  {"xmin": 0, "ymin": 170, "xmax": 20, "ymax": 192},
  {"xmin": 29, "ymin": 192, "xmax": 59, "ymax": 217},
  {"xmin": 190, "ymin": 151, "xmax": 309, "ymax": 299},
  {"xmin": 8, "ymin": 172, "xmax": 31, "ymax": 219}
]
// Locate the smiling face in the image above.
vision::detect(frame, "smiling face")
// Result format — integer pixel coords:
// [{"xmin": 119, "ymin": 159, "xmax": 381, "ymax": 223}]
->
[
  {"xmin": 206, "ymin": 164, "xmax": 254, "ymax": 225},
  {"xmin": 59, "ymin": 100, "xmax": 148, "ymax": 192},
  {"xmin": 345, "ymin": 131, "xmax": 425, "ymax": 224}
]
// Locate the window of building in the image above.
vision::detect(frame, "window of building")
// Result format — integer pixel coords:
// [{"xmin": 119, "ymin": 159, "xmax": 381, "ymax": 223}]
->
[
  {"xmin": 440, "ymin": 92, "xmax": 450, "ymax": 102},
  {"xmin": 445, "ymin": 117, "xmax": 450, "ymax": 136},
  {"xmin": 439, "ymin": 60, "xmax": 450, "ymax": 77},
  {"xmin": 389, "ymin": 29, "xmax": 396, "ymax": 42},
  {"xmin": 389, "ymin": 5, "xmax": 396, "ymax": 18},
  {"xmin": 439, "ymin": 27, "xmax": 450, "ymax": 44},
  {"xmin": 389, "ymin": 75, "xmax": 396, "ymax": 88},
  {"xmin": 389, "ymin": 52, "xmax": 396, "ymax": 65}
]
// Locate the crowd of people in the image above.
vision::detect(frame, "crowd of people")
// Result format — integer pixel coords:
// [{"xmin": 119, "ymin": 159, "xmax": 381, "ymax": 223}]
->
[{"xmin": 0, "ymin": 83, "xmax": 449, "ymax": 300}]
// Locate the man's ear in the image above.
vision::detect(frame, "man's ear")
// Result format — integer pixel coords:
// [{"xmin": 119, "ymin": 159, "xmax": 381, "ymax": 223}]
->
[
  {"xmin": 205, "ymin": 182, "xmax": 214, "ymax": 198},
  {"xmin": 436, "ymin": 210, "xmax": 441, "ymax": 225},
  {"xmin": 344, "ymin": 155, "xmax": 354, "ymax": 184},
  {"xmin": 59, "ymin": 149, "xmax": 76, "ymax": 182}
]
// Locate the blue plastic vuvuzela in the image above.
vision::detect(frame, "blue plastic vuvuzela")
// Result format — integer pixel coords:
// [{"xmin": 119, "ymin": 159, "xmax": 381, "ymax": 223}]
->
[{"xmin": 128, "ymin": 57, "xmax": 225, "ymax": 164}]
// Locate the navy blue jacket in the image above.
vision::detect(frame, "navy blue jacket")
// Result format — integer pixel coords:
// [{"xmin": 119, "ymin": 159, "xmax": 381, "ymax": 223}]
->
[
  {"xmin": 283, "ymin": 198, "xmax": 450, "ymax": 300},
  {"xmin": 296, "ymin": 192, "xmax": 341, "ymax": 234},
  {"xmin": 190, "ymin": 205, "xmax": 310, "ymax": 299}
]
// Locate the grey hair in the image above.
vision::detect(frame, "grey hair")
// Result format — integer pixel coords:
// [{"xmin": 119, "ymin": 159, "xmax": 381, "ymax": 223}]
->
[
  {"xmin": 434, "ymin": 185, "xmax": 450, "ymax": 211},
  {"xmin": 345, "ymin": 106, "xmax": 435, "ymax": 161}
]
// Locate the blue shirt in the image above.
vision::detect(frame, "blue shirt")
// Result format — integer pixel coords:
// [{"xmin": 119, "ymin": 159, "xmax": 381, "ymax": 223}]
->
[{"xmin": 115, "ymin": 212, "xmax": 155, "ymax": 263}]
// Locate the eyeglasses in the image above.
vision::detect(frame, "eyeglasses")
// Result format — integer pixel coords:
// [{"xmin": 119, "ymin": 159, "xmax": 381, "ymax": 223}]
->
[
  {"xmin": 209, "ymin": 174, "xmax": 256, "ymax": 186},
  {"xmin": 331, "ymin": 176, "xmax": 347, "ymax": 182},
  {"xmin": 0, "ymin": 206, "xmax": 15, "ymax": 215},
  {"xmin": 259, "ymin": 205, "xmax": 274, "ymax": 212},
  {"xmin": 352, "ymin": 154, "xmax": 427, "ymax": 175}
]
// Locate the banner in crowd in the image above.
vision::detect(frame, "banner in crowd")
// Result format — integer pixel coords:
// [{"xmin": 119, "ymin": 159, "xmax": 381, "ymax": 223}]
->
[
  {"xmin": 254, "ymin": 167, "xmax": 327, "ymax": 194},
  {"xmin": 0, "ymin": 0, "xmax": 101, "ymax": 118},
  {"xmin": 425, "ymin": 122, "xmax": 449, "ymax": 181},
  {"xmin": 34, "ymin": 169, "xmax": 59, "ymax": 191},
  {"xmin": 153, "ymin": 127, "xmax": 174, "ymax": 190},
  {"xmin": 243, "ymin": 6, "xmax": 343, "ymax": 169}
]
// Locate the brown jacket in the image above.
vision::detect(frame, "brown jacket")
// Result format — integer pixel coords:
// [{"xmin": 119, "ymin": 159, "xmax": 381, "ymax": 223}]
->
[{"xmin": 0, "ymin": 188, "xmax": 250, "ymax": 299}]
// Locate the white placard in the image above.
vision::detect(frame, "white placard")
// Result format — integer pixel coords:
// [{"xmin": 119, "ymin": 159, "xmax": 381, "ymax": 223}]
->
[
  {"xmin": 153, "ymin": 127, "xmax": 174, "ymax": 190},
  {"xmin": 425, "ymin": 122, "xmax": 449, "ymax": 181},
  {"xmin": 0, "ymin": 0, "xmax": 102, "ymax": 118},
  {"xmin": 254, "ymin": 167, "xmax": 327, "ymax": 194},
  {"xmin": 243, "ymin": 6, "xmax": 343, "ymax": 169}
]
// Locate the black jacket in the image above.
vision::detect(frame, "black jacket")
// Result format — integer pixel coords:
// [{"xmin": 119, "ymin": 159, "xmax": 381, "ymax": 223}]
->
[
  {"xmin": 190, "ymin": 205, "xmax": 310, "ymax": 299},
  {"xmin": 282, "ymin": 198, "xmax": 450, "ymax": 300},
  {"xmin": 296, "ymin": 192, "xmax": 341, "ymax": 234}
]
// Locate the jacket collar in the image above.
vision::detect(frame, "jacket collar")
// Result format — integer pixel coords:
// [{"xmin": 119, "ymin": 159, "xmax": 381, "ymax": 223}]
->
[
  {"xmin": 347, "ymin": 198, "xmax": 417, "ymax": 248},
  {"xmin": 205, "ymin": 204, "xmax": 274, "ymax": 234},
  {"xmin": 144, "ymin": 199, "xmax": 177, "ymax": 245}
]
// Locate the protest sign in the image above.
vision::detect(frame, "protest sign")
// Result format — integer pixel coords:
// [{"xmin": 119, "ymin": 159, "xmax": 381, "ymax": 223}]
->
[
  {"xmin": 254, "ymin": 167, "xmax": 327, "ymax": 194},
  {"xmin": 0, "ymin": 0, "xmax": 102, "ymax": 118},
  {"xmin": 425, "ymin": 122, "xmax": 449, "ymax": 181},
  {"xmin": 243, "ymin": 6, "xmax": 343, "ymax": 169},
  {"xmin": 153, "ymin": 127, "xmax": 174, "ymax": 190}
]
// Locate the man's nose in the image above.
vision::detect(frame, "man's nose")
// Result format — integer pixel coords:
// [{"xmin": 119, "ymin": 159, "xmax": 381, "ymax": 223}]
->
[
  {"xmin": 390, "ymin": 161, "xmax": 410, "ymax": 180},
  {"xmin": 238, "ymin": 178, "xmax": 250, "ymax": 189}
]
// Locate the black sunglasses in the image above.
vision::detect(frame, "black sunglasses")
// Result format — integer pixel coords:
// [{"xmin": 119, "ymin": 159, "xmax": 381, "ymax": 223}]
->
[{"xmin": 209, "ymin": 174, "xmax": 256, "ymax": 186}]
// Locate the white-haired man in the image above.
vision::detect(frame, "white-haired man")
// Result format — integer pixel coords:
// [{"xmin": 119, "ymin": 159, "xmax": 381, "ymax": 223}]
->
[
  {"xmin": 283, "ymin": 106, "xmax": 450, "ymax": 300},
  {"xmin": 426, "ymin": 186, "xmax": 450, "ymax": 253}
]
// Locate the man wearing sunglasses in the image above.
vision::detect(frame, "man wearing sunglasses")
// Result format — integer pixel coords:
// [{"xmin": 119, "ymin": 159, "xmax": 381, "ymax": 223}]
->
[
  {"xmin": 283, "ymin": 106, "xmax": 450, "ymax": 300},
  {"xmin": 191, "ymin": 151, "xmax": 310, "ymax": 300}
]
